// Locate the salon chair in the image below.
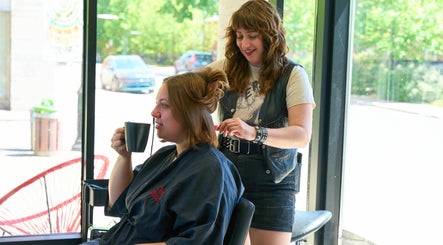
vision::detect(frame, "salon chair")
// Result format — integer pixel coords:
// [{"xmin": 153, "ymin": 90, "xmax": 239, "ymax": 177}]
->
[
  {"xmin": 291, "ymin": 209, "xmax": 332, "ymax": 244},
  {"xmin": 223, "ymin": 197, "xmax": 255, "ymax": 245},
  {"xmin": 82, "ymin": 179, "xmax": 255, "ymax": 245}
]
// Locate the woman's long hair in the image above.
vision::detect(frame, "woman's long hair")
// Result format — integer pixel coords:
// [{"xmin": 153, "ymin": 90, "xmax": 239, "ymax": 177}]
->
[
  {"xmin": 225, "ymin": 0, "xmax": 289, "ymax": 95},
  {"xmin": 163, "ymin": 67, "xmax": 228, "ymax": 149}
]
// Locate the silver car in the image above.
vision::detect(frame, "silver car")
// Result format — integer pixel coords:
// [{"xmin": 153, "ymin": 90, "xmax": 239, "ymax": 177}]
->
[
  {"xmin": 173, "ymin": 51, "xmax": 215, "ymax": 74},
  {"xmin": 100, "ymin": 55, "xmax": 156, "ymax": 93}
]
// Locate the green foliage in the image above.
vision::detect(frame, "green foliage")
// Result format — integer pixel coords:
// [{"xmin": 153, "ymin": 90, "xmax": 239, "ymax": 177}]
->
[
  {"xmin": 410, "ymin": 65, "xmax": 443, "ymax": 103},
  {"xmin": 97, "ymin": 0, "xmax": 218, "ymax": 65},
  {"xmin": 351, "ymin": 52, "xmax": 379, "ymax": 96},
  {"xmin": 95, "ymin": 0, "xmax": 443, "ymax": 106},
  {"xmin": 158, "ymin": 0, "xmax": 218, "ymax": 22},
  {"xmin": 353, "ymin": 60, "xmax": 443, "ymax": 104},
  {"xmin": 283, "ymin": 0, "xmax": 315, "ymax": 79},
  {"xmin": 352, "ymin": 0, "xmax": 443, "ymax": 104},
  {"xmin": 354, "ymin": 0, "xmax": 443, "ymax": 62},
  {"xmin": 352, "ymin": 52, "xmax": 443, "ymax": 104}
]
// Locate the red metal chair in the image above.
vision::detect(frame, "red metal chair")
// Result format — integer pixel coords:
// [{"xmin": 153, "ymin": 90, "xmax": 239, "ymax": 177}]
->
[{"xmin": 0, "ymin": 155, "xmax": 109, "ymax": 236}]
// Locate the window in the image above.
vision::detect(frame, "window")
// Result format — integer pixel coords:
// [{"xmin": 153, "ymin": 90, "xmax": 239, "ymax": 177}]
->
[
  {"xmin": 90, "ymin": 0, "xmax": 221, "ymax": 233},
  {"xmin": 0, "ymin": 0, "xmax": 84, "ymax": 241},
  {"xmin": 342, "ymin": 1, "xmax": 443, "ymax": 244},
  {"xmin": 1, "ymin": 0, "xmax": 222, "ymax": 242}
]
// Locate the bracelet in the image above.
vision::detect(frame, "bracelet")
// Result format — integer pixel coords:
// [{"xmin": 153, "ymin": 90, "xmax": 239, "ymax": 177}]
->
[
  {"xmin": 253, "ymin": 126, "xmax": 268, "ymax": 144},
  {"xmin": 253, "ymin": 126, "xmax": 262, "ymax": 143},
  {"xmin": 260, "ymin": 127, "xmax": 268, "ymax": 143}
]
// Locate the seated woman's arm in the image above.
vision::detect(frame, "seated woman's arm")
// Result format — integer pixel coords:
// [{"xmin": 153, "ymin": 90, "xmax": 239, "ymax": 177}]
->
[{"xmin": 108, "ymin": 127, "xmax": 134, "ymax": 207}]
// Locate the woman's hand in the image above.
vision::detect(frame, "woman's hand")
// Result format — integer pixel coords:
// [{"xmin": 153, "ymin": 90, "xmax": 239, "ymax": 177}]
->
[
  {"xmin": 111, "ymin": 127, "xmax": 131, "ymax": 157},
  {"xmin": 108, "ymin": 127, "xmax": 133, "ymax": 206},
  {"xmin": 218, "ymin": 117, "xmax": 256, "ymax": 141},
  {"xmin": 218, "ymin": 103, "xmax": 314, "ymax": 148}
]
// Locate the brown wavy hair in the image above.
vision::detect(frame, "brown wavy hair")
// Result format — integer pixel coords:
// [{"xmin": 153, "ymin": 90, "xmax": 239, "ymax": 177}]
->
[
  {"xmin": 163, "ymin": 67, "xmax": 228, "ymax": 149},
  {"xmin": 224, "ymin": 0, "xmax": 289, "ymax": 95}
]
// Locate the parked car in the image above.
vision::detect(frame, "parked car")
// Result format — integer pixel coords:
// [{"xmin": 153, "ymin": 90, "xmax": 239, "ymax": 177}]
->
[
  {"xmin": 173, "ymin": 51, "xmax": 215, "ymax": 74},
  {"xmin": 100, "ymin": 55, "xmax": 155, "ymax": 93}
]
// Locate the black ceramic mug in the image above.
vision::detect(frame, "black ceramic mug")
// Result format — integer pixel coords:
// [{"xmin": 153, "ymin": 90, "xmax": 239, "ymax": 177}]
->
[{"xmin": 124, "ymin": 121, "xmax": 150, "ymax": 152}]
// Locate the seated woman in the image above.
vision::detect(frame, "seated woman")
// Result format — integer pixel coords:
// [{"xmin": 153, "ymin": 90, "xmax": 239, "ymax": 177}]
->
[{"xmin": 88, "ymin": 68, "xmax": 244, "ymax": 245}]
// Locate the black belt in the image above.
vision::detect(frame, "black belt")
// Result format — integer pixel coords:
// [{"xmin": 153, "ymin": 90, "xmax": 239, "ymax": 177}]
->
[{"xmin": 221, "ymin": 136, "xmax": 263, "ymax": 155}]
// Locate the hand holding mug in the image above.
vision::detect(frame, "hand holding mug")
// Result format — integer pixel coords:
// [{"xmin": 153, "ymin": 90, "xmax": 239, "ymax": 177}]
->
[{"xmin": 124, "ymin": 121, "xmax": 150, "ymax": 152}]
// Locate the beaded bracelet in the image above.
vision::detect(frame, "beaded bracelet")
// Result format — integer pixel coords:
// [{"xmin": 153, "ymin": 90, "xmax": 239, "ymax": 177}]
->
[
  {"xmin": 260, "ymin": 127, "xmax": 268, "ymax": 143},
  {"xmin": 253, "ymin": 126, "xmax": 268, "ymax": 144},
  {"xmin": 253, "ymin": 126, "xmax": 262, "ymax": 143}
]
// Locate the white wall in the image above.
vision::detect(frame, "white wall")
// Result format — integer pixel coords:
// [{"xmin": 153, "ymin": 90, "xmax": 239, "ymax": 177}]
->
[{"xmin": 216, "ymin": 0, "xmax": 247, "ymax": 60}]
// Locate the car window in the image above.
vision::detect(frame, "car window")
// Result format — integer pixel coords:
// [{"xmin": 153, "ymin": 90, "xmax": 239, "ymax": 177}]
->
[
  {"xmin": 115, "ymin": 58, "xmax": 146, "ymax": 70},
  {"xmin": 197, "ymin": 54, "xmax": 212, "ymax": 62},
  {"xmin": 108, "ymin": 60, "xmax": 115, "ymax": 69}
]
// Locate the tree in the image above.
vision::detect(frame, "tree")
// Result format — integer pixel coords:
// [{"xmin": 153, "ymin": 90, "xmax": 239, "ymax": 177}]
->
[
  {"xmin": 354, "ymin": 0, "xmax": 443, "ymax": 62},
  {"xmin": 97, "ymin": 0, "xmax": 219, "ymax": 64},
  {"xmin": 283, "ymin": 0, "xmax": 316, "ymax": 78},
  {"xmin": 352, "ymin": 0, "xmax": 443, "ymax": 103},
  {"xmin": 158, "ymin": 0, "xmax": 219, "ymax": 22}
]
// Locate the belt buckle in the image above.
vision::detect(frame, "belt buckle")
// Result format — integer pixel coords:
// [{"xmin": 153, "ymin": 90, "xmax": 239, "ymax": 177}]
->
[
  {"xmin": 228, "ymin": 138, "xmax": 240, "ymax": 153},
  {"xmin": 244, "ymin": 141, "xmax": 251, "ymax": 154},
  {"xmin": 228, "ymin": 138, "xmax": 251, "ymax": 154}
]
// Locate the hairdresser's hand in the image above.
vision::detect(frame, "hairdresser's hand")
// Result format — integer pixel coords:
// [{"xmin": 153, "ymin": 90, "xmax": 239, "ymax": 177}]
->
[
  {"xmin": 218, "ymin": 117, "xmax": 256, "ymax": 141},
  {"xmin": 111, "ymin": 127, "xmax": 131, "ymax": 157}
]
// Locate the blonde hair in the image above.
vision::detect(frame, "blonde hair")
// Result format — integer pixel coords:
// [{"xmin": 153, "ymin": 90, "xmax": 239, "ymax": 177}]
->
[
  {"xmin": 225, "ymin": 0, "xmax": 289, "ymax": 94},
  {"xmin": 163, "ymin": 67, "xmax": 228, "ymax": 149}
]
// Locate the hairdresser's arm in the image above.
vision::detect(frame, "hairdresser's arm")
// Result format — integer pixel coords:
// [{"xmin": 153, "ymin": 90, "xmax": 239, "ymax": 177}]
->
[
  {"xmin": 264, "ymin": 103, "xmax": 313, "ymax": 149},
  {"xmin": 218, "ymin": 103, "xmax": 313, "ymax": 149},
  {"xmin": 108, "ymin": 127, "xmax": 134, "ymax": 207}
]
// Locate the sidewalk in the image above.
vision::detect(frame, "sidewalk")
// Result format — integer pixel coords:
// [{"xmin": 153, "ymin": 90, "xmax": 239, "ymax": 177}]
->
[
  {"xmin": 351, "ymin": 96, "xmax": 443, "ymax": 119},
  {"xmin": 0, "ymin": 109, "xmax": 81, "ymax": 196},
  {"xmin": 0, "ymin": 109, "xmax": 32, "ymax": 151}
]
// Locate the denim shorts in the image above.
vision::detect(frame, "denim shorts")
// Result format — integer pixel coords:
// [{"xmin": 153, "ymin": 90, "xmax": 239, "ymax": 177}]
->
[{"xmin": 221, "ymin": 149, "xmax": 297, "ymax": 232}]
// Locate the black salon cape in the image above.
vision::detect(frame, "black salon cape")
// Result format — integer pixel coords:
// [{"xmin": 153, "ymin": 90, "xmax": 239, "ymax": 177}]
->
[{"xmin": 102, "ymin": 143, "xmax": 244, "ymax": 245}]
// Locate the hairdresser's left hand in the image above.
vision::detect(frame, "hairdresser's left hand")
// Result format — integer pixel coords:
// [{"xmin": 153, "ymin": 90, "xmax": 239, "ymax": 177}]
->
[{"xmin": 218, "ymin": 117, "xmax": 256, "ymax": 141}]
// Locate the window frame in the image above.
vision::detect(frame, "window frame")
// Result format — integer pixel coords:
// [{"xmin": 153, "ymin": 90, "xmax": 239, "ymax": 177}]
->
[
  {"xmin": 80, "ymin": 0, "xmax": 98, "ymax": 242},
  {"xmin": 308, "ymin": 0, "xmax": 351, "ymax": 244}
]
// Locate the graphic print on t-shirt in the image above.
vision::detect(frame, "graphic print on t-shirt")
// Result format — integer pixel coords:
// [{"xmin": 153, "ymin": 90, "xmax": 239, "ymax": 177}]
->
[{"xmin": 234, "ymin": 80, "xmax": 265, "ymax": 125}]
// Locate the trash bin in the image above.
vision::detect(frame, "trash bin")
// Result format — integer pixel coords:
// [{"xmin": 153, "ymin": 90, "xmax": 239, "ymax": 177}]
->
[{"xmin": 30, "ymin": 99, "xmax": 60, "ymax": 156}]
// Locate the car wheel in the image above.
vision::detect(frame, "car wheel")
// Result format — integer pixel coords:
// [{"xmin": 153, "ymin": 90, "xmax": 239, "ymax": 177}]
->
[
  {"xmin": 100, "ymin": 75, "xmax": 108, "ymax": 90},
  {"xmin": 111, "ymin": 77, "xmax": 120, "ymax": 92}
]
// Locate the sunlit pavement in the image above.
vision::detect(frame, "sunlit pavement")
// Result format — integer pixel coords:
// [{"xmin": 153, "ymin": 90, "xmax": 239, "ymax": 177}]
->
[{"xmin": 342, "ymin": 97, "xmax": 443, "ymax": 244}]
